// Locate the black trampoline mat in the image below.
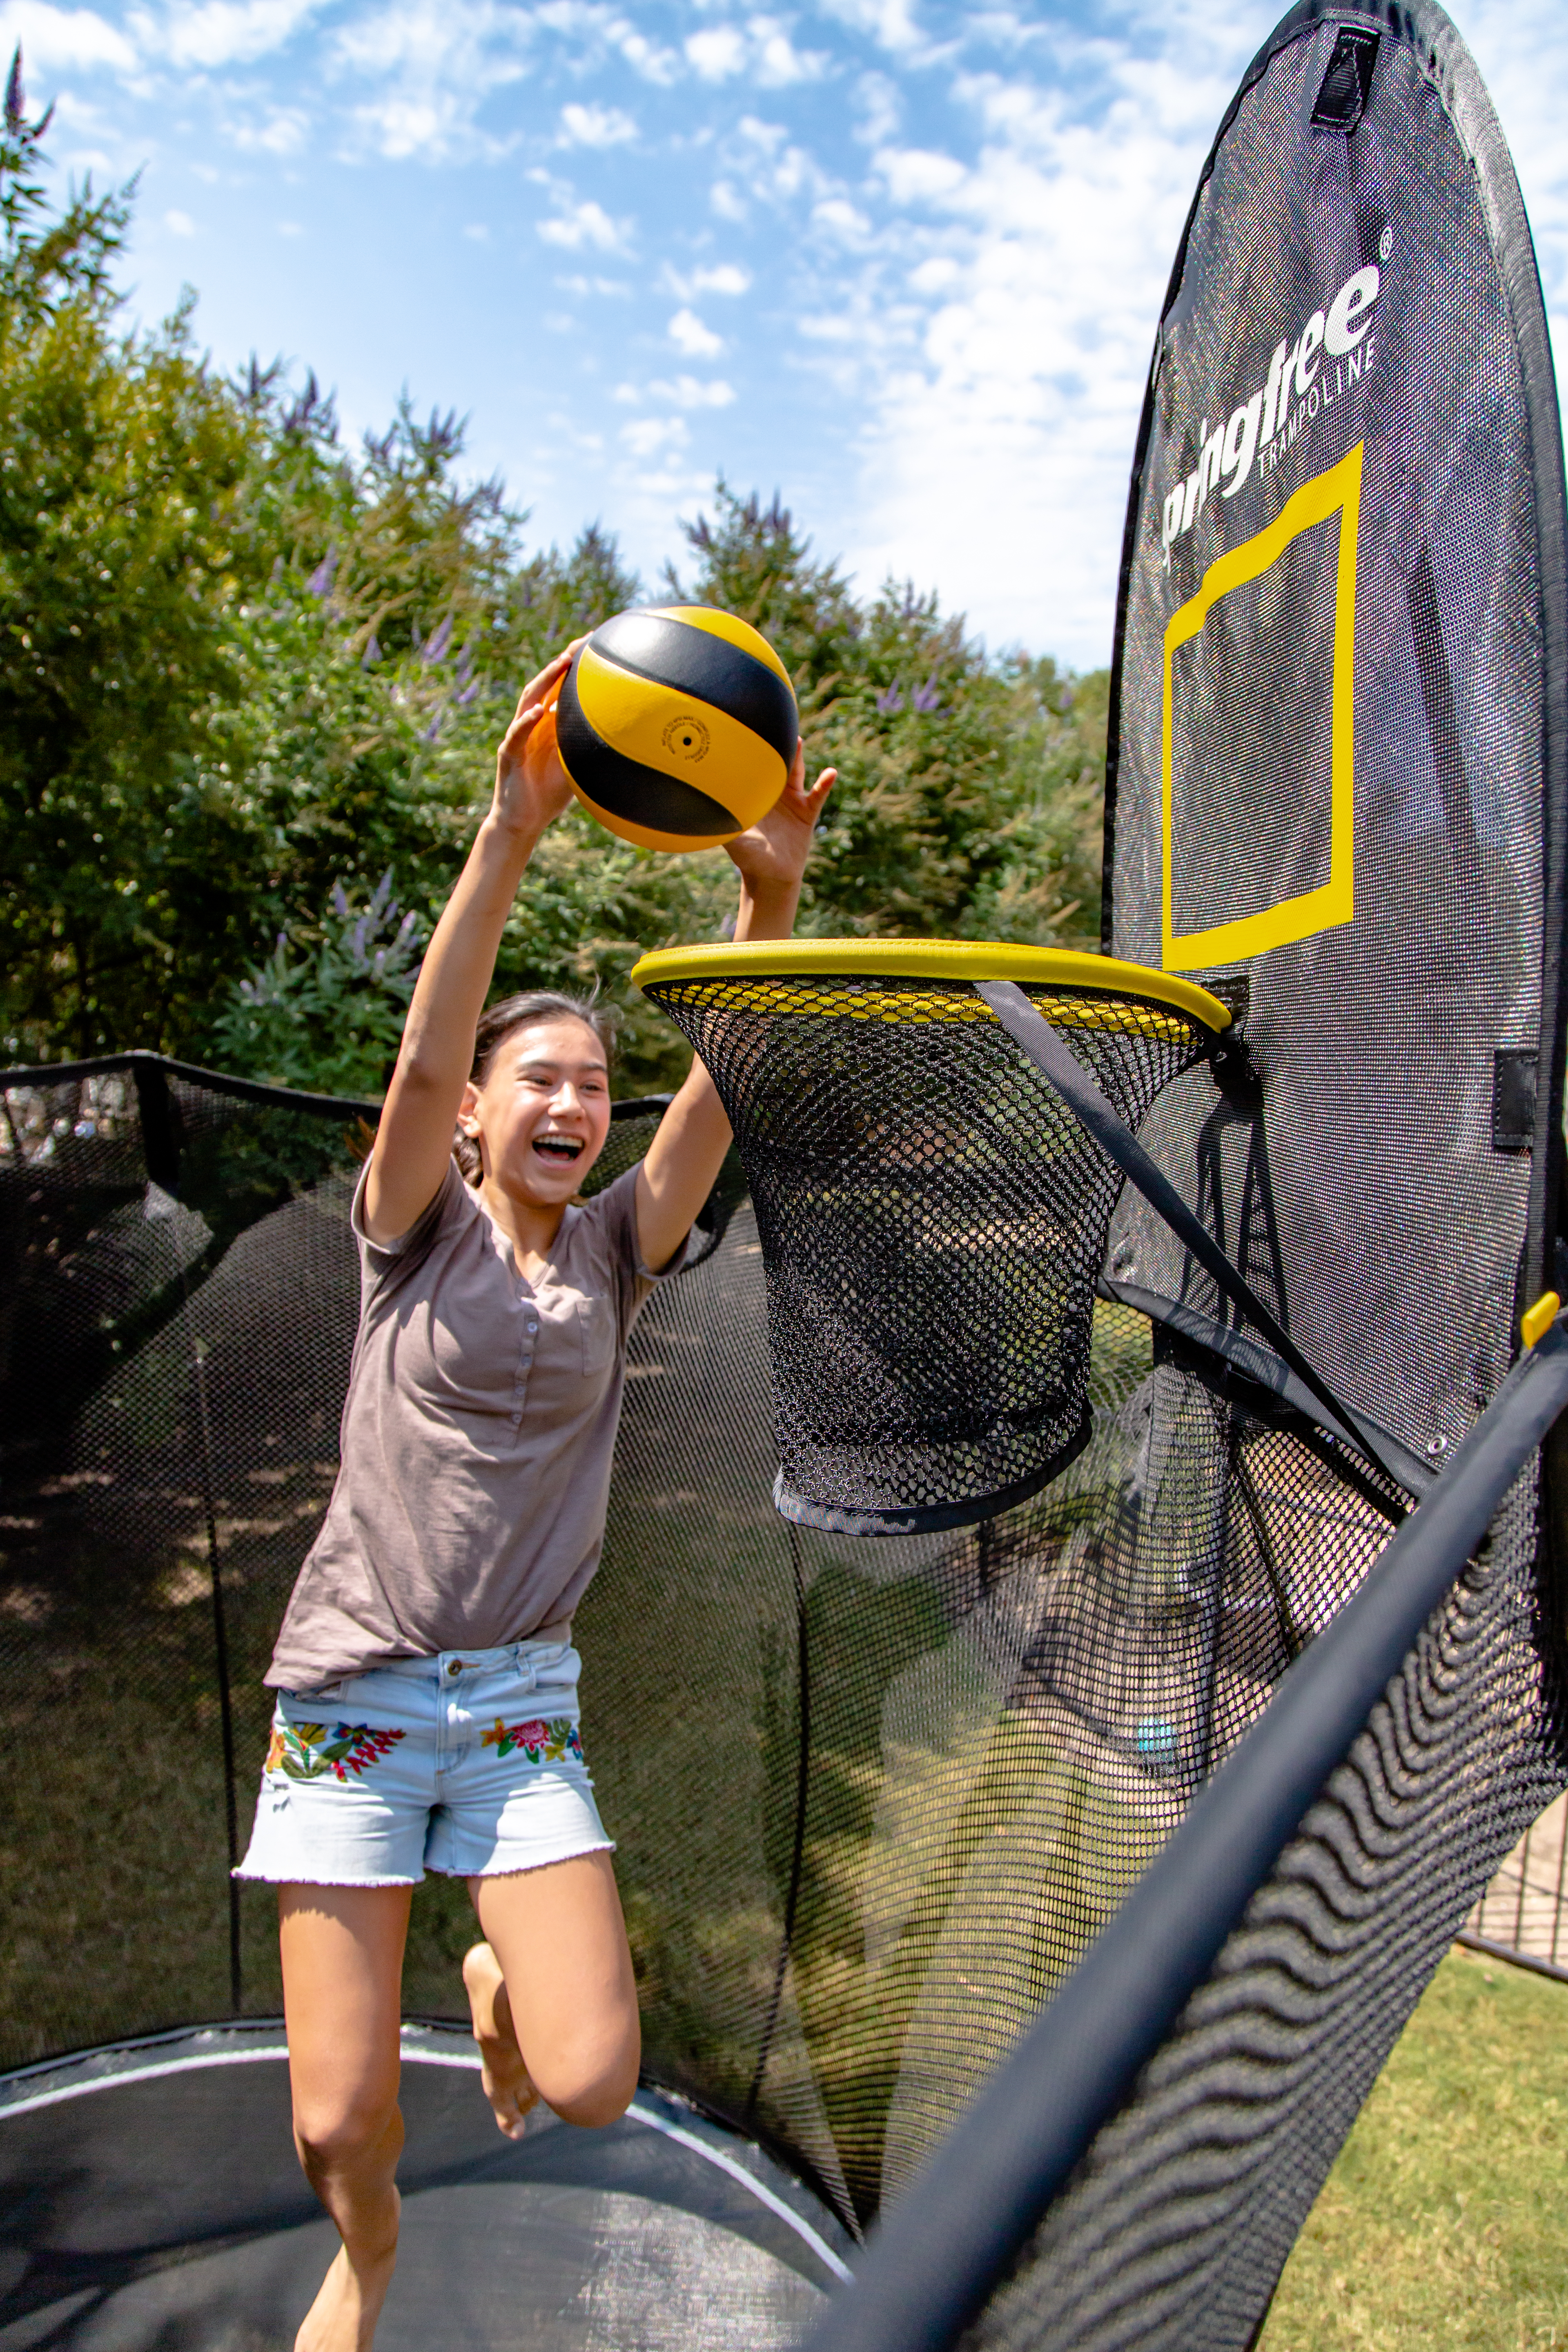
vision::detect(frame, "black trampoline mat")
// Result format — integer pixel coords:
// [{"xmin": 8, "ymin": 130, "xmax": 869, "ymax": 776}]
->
[{"xmin": 0, "ymin": 2025, "xmax": 850, "ymax": 2350}]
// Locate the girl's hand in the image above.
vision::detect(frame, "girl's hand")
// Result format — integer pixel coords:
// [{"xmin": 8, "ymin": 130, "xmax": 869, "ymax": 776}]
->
[
  {"xmin": 492, "ymin": 644, "xmax": 584, "ymax": 838},
  {"xmin": 725, "ymin": 742, "xmax": 836, "ymax": 899}
]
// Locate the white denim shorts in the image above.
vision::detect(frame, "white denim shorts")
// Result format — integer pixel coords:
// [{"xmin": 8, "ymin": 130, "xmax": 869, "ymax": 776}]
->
[{"xmin": 235, "ymin": 1638, "xmax": 612, "ymax": 1888}]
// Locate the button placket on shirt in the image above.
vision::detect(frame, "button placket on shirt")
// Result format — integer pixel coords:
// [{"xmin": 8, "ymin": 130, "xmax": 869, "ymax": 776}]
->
[{"xmin": 511, "ymin": 1283, "xmax": 540, "ymax": 1430}]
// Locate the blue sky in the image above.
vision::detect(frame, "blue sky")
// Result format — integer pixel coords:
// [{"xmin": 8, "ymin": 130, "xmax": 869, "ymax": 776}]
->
[{"xmin": 9, "ymin": 0, "xmax": 1567, "ymax": 665}]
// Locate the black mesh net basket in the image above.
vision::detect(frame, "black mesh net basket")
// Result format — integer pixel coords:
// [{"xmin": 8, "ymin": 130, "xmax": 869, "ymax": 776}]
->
[{"xmin": 636, "ymin": 941, "xmax": 1229, "ymax": 1535}]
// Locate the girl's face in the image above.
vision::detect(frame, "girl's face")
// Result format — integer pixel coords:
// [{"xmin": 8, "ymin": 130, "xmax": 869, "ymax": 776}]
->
[{"xmin": 459, "ymin": 1016, "xmax": 612, "ymax": 1209}]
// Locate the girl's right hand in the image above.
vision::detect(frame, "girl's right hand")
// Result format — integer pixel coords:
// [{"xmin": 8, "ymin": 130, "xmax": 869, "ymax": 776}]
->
[{"xmin": 493, "ymin": 644, "xmax": 584, "ymax": 837}]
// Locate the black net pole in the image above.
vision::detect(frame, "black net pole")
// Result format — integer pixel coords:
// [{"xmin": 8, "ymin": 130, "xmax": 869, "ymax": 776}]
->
[
  {"xmin": 188, "ymin": 1319, "xmax": 243, "ymax": 2013},
  {"xmin": 131, "ymin": 1058, "xmax": 244, "ymax": 2011},
  {"xmin": 800, "ymin": 1318, "xmax": 1568, "ymax": 2352},
  {"xmin": 746, "ymin": 1523, "xmax": 811, "ymax": 2124}
]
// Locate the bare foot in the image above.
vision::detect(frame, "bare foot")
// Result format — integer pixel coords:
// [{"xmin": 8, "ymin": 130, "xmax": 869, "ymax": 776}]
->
[
  {"xmin": 294, "ymin": 2224, "xmax": 398, "ymax": 2352},
  {"xmin": 463, "ymin": 1940, "xmax": 539, "ymax": 2139}
]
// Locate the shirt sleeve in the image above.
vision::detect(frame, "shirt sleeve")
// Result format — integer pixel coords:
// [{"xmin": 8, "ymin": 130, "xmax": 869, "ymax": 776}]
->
[
  {"xmin": 351, "ymin": 1155, "xmax": 474, "ymax": 1276},
  {"xmin": 589, "ymin": 1163, "xmax": 693, "ymax": 1326}
]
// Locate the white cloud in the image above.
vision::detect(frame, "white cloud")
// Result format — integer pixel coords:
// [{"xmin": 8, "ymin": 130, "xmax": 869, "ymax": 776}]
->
[
  {"xmin": 840, "ymin": 39, "xmax": 1256, "ymax": 661},
  {"xmin": 663, "ymin": 259, "xmax": 753, "ymax": 303},
  {"xmin": 332, "ymin": 0, "xmax": 528, "ymax": 160},
  {"xmin": 0, "ymin": 0, "xmax": 134, "ymax": 72},
  {"xmin": 276, "ymin": 216, "xmax": 303, "ymax": 234},
  {"xmin": 537, "ymin": 196, "xmax": 629, "ymax": 252},
  {"xmin": 621, "ymin": 414, "xmax": 689, "ymax": 457},
  {"xmin": 228, "ymin": 102, "xmax": 307, "ymax": 151},
  {"xmin": 614, "ymin": 19, "xmax": 680, "ymax": 84},
  {"xmin": 463, "ymin": 220, "xmax": 488, "ymax": 239},
  {"xmin": 710, "ymin": 179, "xmax": 746, "ymax": 222},
  {"xmin": 668, "ymin": 304, "xmax": 723, "ymax": 356},
  {"xmin": 144, "ymin": 0, "xmax": 320, "ymax": 69},
  {"xmin": 726, "ymin": 112, "xmax": 822, "ymax": 205},
  {"xmin": 751, "ymin": 16, "xmax": 826, "ymax": 86},
  {"xmin": 559, "ymin": 98, "xmax": 634, "ymax": 145},
  {"xmin": 648, "ymin": 373, "xmax": 735, "ymax": 408},
  {"xmin": 1465, "ymin": 0, "xmax": 1568, "ymax": 363},
  {"xmin": 813, "ymin": 194, "xmax": 870, "ymax": 239},
  {"xmin": 688, "ymin": 261, "xmax": 751, "ymax": 297},
  {"xmin": 908, "ymin": 254, "xmax": 959, "ymax": 292},
  {"xmin": 875, "ymin": 143, "xmax": 966, "ymax": 203},
  {"xmin": 686, "ymin": 15, "xmax": 825, "ymax": 87},
  {"xmin": 853, "ymin": 68, "xmax": 900, "ymax": 144},
  {"xmin": 686, "ymin": 24, "xmax": 744, "ymax": 80},
  {"xmin": 819, "ymin": 0, "xmax": 923, "ymax": 56},
  {"xmin": 163, "ymin": 205, "xmax": 195, "ymax": 232}
]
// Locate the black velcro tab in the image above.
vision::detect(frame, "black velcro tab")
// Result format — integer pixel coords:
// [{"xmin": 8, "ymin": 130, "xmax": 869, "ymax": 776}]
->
[
  {"xmin": 1492, "ymin": 1047, "xmax": 1537, "ymax": 1151},
  {"xmin": 593, "ymin": 610, "xmax": 798, "ymax": 765},
  {"xmin": 1311, "ymin": 27, "xmax": 1379, "ymax": 132},
  {"xmin": 557, "ymin": 662, "xmax": 740, "ymax": 836},
  {"xmin": 1202, "ymin": 972, "xmax": 1251, "ymax": 1025}
]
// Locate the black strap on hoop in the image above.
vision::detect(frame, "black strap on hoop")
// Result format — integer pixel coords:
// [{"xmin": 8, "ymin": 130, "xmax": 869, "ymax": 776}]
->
[{"xmin": 975, "ymin": 979, "xmax": 1419, "ymax": 1497}]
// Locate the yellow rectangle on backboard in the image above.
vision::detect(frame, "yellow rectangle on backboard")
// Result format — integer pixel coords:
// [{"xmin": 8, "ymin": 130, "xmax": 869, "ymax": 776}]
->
[{"xmin": 1162, "ymin": 441, "xmax": 1361, "ymax": 973}]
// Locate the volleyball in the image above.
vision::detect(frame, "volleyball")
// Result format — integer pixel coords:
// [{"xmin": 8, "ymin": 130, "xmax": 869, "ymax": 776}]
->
[{"xmin": 554, "ymin": 605, "xmax": 798, "ymax": 853}]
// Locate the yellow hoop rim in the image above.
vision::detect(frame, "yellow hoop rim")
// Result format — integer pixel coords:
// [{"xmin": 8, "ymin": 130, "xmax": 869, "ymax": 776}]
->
[{"xmin": 630, "ymin": 938, "xmax": 1232, "ymax": 1033}]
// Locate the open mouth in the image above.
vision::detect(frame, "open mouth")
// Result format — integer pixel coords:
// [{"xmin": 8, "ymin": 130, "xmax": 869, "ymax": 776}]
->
[{"xmin": 532, "ymin": 1134, "xmax": 586, "ymax": 1165}]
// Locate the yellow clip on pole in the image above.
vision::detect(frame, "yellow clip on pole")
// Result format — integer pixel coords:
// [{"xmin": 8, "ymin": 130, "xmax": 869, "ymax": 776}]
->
[{"xmin": 1521, "ymin": 1291, "xmax": 1561, "ymax": 1351}]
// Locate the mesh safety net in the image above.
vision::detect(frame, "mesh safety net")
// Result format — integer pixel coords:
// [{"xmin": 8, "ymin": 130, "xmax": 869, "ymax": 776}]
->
[{"xmin": 0, "ymin": 1053, "xmax": 1441, "ymax": 2243}]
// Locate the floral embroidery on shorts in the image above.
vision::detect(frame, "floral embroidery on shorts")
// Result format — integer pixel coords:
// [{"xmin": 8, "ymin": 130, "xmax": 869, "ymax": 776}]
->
[
  {"xmin": 265, "ymin": 1721, "xmax": 406, "ymax": 1782},
  {"xmin": 481, "ymin": 1715, "xmax": 584, "ymax": 1764}
]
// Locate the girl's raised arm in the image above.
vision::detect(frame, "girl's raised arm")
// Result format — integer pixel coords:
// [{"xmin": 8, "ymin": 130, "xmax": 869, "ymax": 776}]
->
[
  {"xmin": 635, "ymin": 748, "xmax": 835, "ymax": 1274},
  {"xmin": 362, "ymin": 650, "xmax": 579, "ymax": 1247}
]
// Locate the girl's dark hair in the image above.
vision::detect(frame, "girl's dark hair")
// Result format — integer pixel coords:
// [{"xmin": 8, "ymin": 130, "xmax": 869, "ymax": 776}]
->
[{"xmin": 454, "ymin": 989, "xmax": 617, "ymax": 1182}]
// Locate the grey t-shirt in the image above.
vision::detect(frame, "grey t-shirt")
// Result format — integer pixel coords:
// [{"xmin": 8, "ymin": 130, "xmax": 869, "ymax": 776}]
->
[{"xmin": 266, "ymin": 1159, "xmax": 683, "ymax": 1690}]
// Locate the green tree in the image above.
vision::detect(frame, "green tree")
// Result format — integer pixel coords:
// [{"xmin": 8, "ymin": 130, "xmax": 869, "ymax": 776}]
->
[
  {"xmin": 210, "ymin": 869, "xmax": 425, "ymax": 1097},
  {"xmin": 0, "ymin": 90, "xmax": 1107, "ymax": 1096},
  {"xmin": 0, "ymin": 62, "xmax": 274, "ymax": 1057}
]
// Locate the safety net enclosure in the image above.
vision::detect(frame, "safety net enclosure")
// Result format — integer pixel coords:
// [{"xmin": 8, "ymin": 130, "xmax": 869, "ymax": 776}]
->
[{"xmin": 5, "ymin": 1, "xmax": 1568, "ymax": 2347}]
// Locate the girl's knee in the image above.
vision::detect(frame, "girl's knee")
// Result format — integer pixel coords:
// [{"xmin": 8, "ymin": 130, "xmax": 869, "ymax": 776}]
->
[
  {"xmin": 548, "ymin": 2057, "xmax": 638, "ymax": 2130},
  {"xmin": 293, "ymin": 2092, "xmax": 402, "ymax": 2175},
  {"xmin": 537, "ymin": 2018, "xmax": 640, "ymax": 2128}
]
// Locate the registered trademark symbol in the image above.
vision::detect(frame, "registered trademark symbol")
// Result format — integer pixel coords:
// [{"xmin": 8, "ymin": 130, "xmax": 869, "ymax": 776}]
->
[{"xmin": 1379, "ymin": 225, "xmax": 1393, "ymax": 262}]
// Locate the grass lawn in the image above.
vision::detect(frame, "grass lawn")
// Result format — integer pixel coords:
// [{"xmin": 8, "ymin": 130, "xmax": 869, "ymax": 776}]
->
[{"xmin": 1261, "ymin": 1947, "xmax": 1568, "ymax": 2351}]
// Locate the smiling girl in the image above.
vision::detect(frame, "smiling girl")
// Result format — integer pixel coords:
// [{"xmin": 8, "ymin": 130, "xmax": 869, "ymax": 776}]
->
[{"xmin": 236, "ymin": 643, "xmax": 834, "ymax": 2352}]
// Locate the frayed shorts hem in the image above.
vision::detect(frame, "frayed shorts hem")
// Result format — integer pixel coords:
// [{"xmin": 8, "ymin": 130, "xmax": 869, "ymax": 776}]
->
[
  {"xmin": 232, "ymin": 1836, "xmax": 615, "ymax": 1890},
  {"xmin": 231, "ymin": 1867, "xmax": 419, "ymax": 1888}
]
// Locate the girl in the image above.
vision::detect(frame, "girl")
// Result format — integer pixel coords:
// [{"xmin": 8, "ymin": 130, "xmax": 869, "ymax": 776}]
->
[{"xmin": 236, "ymin": 643, "xmax": 835, "ymax": 2352}]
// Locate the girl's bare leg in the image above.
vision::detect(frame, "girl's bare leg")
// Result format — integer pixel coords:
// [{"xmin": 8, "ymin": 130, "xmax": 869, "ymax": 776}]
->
[
  {"xmin": 463, "ymin": 1851, "xmax": 639, "ymax": 2137},
  {"xmin": 280, "ymin": 1883, "xmax": 413, "ymax": 2352}
]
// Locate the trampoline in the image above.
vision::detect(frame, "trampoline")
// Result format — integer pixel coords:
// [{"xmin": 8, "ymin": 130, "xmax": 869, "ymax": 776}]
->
[
  {"xmin": 5, "ymin": 1, "xmax": 1568, "ymax": 2347},
  {"xmin": 0, "ymin": 2026, "xmax": 849, "ymax": 2350}
]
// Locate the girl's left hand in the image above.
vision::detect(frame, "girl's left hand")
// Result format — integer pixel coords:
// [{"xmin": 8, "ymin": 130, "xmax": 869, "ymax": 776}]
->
[
  {"xmin": 493, "ymin": 642, "xmax": 586, "ymax": 838},
  {"xmin": 726, "ymin": 742, "xmax": 836, "ymax": 895}
]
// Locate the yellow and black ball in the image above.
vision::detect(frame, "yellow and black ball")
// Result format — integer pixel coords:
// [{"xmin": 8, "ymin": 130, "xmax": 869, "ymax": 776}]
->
[{"xmin": 555, "ymin": 605, "xmax": 797, "ymax": 852}]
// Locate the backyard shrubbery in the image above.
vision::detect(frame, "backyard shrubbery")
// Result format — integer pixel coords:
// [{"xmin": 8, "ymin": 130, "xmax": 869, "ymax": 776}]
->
[{"xmin": 0, "ymin": 73, "xmax": 1107, "ymax": 1094}]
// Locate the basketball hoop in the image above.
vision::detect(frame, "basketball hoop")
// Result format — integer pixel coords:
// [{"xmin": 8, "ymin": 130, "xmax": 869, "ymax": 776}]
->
[{"xmin": 634, "ymin": 940, "xmax": 1230, "ymax": 1534}]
